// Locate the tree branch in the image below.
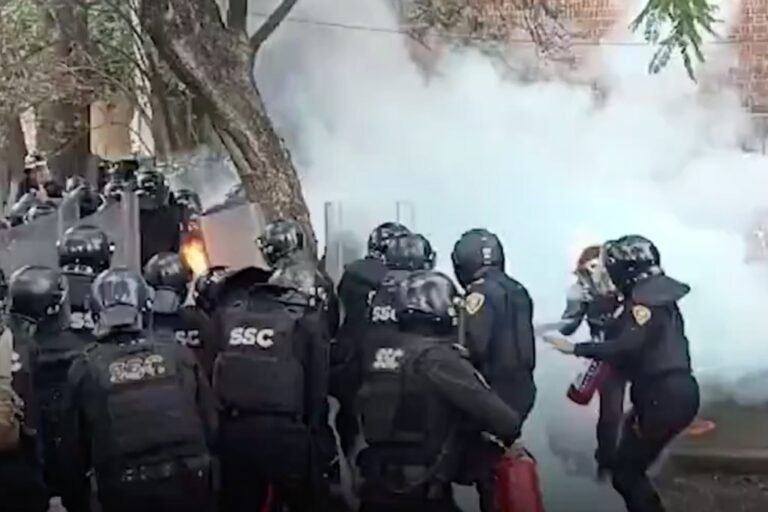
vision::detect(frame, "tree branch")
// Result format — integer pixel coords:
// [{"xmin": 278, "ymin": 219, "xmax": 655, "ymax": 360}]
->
[{"xmin": 248, "ymin": 0, "xmax": 299, "ymax": 53}]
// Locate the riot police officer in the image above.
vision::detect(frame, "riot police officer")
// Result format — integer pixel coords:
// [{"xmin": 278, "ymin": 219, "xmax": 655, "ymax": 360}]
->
[
  {"xmin": 1, "ymin": 266, "xmax": 54, "ymax": 512},
  {"xmin": 559, "ymin": 244, "xmax": 625, "ymax": 474},
  {"xmin": 450, "ymin": 228, "xmax": 536, "ymax": 512},
  {"xmin": 208, "ymin": 265, "xmax": 334, "ymax": 512},
  {"xmin": 355, "ymin": 270, "xmax": 521, "ymax": 512},
  {"xmin": 546, "ymin": 235, "xmax": 700, "ymax": 512},
  {"xmin": 332, "ymin": 233, "xmax": 436, "ymax": 458},
  {"xmin": 19, "ymin": 262, "xmax": 91, "ymax": 500},
  {"xmin": 336, "ymin": 222, "xmax": 410, "ymax": 333},
  {"xmin": 136, "ymin": 169, "xmax": 182, "ymax": 267},
  {"xmin": 451, "ymin": 228, "xmax": 536, "ymax": 422},
  {"xmin": 60, "ymin": 268, "xmax": 217, "ymax": 512},
  {"xmin": 144, "ymin": 252, "xmax": 211, "ymax": 374},
  {"xmin": 58, "ymin": 224, "xmax": 114, "ymax": 327},
  {"xmin": 257, "ymin": 218, "xmax": 339, "ymax": 340}
]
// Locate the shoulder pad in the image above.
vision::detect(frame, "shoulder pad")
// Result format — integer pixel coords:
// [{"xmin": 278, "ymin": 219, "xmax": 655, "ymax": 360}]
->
[{"xmin": 632, "ymin": 275, "xmax": 690, "ymax": 306}]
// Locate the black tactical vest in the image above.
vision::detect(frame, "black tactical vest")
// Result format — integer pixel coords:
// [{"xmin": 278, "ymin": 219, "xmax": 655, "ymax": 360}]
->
[
  {"xmin": 358, "ymin": 333, "xmax": 454, "ymax": 467},
  {"xmin": 84, "ymin": 339, "xmax": 207, "ymax": 471},
  {"xmin": 34, "ymin": 326, "xmax": 89, "ymax": 463},
  {"xmin": 213, "ymin": 294, "xmax": 305, "ymax": 421}
]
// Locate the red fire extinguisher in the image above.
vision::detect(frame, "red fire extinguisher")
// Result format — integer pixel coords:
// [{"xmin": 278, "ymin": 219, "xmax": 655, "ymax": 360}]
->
[
  {"xmin": 567, "ymin": 359, "xmax": 610, "ymax": 406},
  {"xmin": 494, "ymin": 443, "xmax": 545, "ymax": 512}
]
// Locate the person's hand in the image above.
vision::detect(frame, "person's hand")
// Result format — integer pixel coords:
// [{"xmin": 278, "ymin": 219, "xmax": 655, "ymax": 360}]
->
[{"xmin": 543, "ymin": 333, "xmax": 575, "ymax": 354}]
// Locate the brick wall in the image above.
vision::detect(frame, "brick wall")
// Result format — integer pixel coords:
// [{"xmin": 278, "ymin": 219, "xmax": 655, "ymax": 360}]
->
[
  {"xmin": 467, "ymin": 0, "xmax": 768, "ymax": 111},
  {"xmin": 731, "ymin": 0, "xmax": 768, "ymax": 111}
]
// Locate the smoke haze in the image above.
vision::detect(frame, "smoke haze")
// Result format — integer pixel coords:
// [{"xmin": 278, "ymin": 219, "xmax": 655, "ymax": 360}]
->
[{"xmin": 250, "ymin": 0, "xmax": 768, "ymax": 508}]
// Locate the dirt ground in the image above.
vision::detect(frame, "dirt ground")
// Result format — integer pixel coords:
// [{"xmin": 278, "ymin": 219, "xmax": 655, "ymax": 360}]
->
[{"xmin": 657, "ymin": 472, "xmax": 768, "ymax": 512}]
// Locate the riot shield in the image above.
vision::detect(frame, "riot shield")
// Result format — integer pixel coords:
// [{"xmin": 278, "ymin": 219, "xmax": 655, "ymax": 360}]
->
[
  {"xmin": 0, "ymin": 211, "xmax": 61, "ymax": 277},
  {"xmin": 322, "ymin": 200, "xmax": 417, "ymax": 284},
  {"xmin": 69, "ymin": 190, "xmax": 142, "ymax": 272},
  {"xmin": 199, "ymin": 199, "xmax": 267, "ymax": 270},
  {"xmin": 57, "ymin": 194, "xmax": 81, "ymax": 237}
]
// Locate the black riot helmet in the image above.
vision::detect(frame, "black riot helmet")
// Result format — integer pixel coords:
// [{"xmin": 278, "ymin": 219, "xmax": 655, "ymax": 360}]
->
[
  {"xmin": 57, "ymin": 224, "xmax": 114, "ymax": 274},
  {"xmin": 257, "ymin": 219, "xmax": 306, "ymax": 267},
  {"xmin": 90, "ymin": 268, "xmax": 154, "ymax": 337},
  {"xmin": 193, "ymin": 265, "xmax": 230, "ymax": 313},
  {"xmin": 143, "ymin": 252, "xmax": 193, "ymax": 314},
  {"xmin": 395, "ymin": 270, "xmax": 459, "ymax": 333},
  {"xmin": 384, "ymin": 233, "xmax": 436, "ymax": 271},
  {"xmin": 23, "ymin": 201, "xmax": 57, "ymax": 224},
  {"xmin": 136, "ymin": 169, "xmax": 170, "ymax": 210},
  {"xmin": 8, "ymin": 265, "xmax": 68, "ymax": 323},
  {"xmin": 367, "ymin": 222, "xmax": 411, "ymax": 259},
  {"xmin": 451, "ymin": 228, "xmax": 505, "ymax": 288},
  {"xmin": 602, "ymin": 235, "xmax": 662, "ymax": 293}
]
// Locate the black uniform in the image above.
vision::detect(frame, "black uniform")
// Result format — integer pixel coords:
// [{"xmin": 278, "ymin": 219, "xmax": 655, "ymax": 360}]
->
[
  {"xmin": 333, "ymin": 233, "xmax": 435, "ymax": 459},
  {"xmin": 154, "ymin": 306, "xmax": 211, "ymax": 376},
  {"xmin": 60, "ymin": 269, "xmax": 217, "ymax": 512},
  {"xmin": 136, "ymin": 171, "xmax": 182, "ymax": 267},
  {"xmin": 336, "ymin": 221, "xmax": 411, "ymax": 335},
  {"xmin": 573, "ymin": 236, "xmax": 700, "ymax": 512},
  {"xmin": 209, "ymin": 268, "xmax": 334, "ymax": 512},
  {"xmin": 356, "ymin": 270, "xmax": 520, "ymax": 512},
  {"xmin": 462, "ymin": 268, "xmax": 536, "ymax": 420},
  {"xmin": 560, "ymin": 283, "xmax": 626, "ymax": 469},
  {"xmin": 2, "ymin": 264, "xmax": 68, "ymax": 512},
  {"xmin": 144, "ymin": 252, "xmax": 212, "ymax": 374},
  {"xmin": 451, "ymin": 229, "xmax": 536, "ymax": 512}
]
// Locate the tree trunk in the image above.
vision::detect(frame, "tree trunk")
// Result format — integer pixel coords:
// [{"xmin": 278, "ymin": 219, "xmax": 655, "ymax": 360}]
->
[
  {"xmin": 36, "ymin": 0, "xmax": 91, "ymax": 182},
  {"xmin": 0, "ymin": 115, "xmax": 27, "ymax": 210},
  {"xmin": 140, "ymin": 0, "xmax": 316, "ymax": 253}
]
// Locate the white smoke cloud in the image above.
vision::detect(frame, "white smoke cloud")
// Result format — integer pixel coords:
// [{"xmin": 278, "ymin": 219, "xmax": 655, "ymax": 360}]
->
[
  {"xmin": 256, "ymin": 0, "xmax": 767, "ymax": 380},
  {"xmin": 250, "ymin": 0, "xmax": 767, "ymax": 507}
]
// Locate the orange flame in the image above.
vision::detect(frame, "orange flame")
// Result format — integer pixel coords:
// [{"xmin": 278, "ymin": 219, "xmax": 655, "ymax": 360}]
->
[{"xmin": 181, "ymin": 237, "xmax": 209, "ymax": 276}]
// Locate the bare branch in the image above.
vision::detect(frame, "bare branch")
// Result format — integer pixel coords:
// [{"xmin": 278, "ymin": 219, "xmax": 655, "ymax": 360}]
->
[{"xmin": 248, "ymin": 0, "xmax": 299, "ymax": 53}]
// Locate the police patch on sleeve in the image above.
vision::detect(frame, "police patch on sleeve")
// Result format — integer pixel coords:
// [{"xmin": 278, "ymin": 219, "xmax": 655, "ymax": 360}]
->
[
  {"xmin": 465, "ymin": 292, "xmax": 485, "ymax": 315},
  {"xmin": 631, "ymin": 305, "xmax": 652, "ymax": 326}
]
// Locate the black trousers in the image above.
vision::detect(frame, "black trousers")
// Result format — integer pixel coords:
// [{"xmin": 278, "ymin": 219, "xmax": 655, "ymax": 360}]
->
[
  {"xmin": 0, "ymin": 450, "xmax": 49, "ymax": 512},
  {"xmin": 596, "ymin": 370, "xmax": 627, "ymax": 468},
  {"xmin": 612, "ymin": 373, "xmax": 699, "ymax": 512}
]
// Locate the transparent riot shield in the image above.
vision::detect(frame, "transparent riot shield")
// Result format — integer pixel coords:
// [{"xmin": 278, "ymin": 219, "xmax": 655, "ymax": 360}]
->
[
  {"xmin": 70, "ymin": 190, "xmax": 142, "ymax": 272},
  {"xmin": 0, "ymin": 212, "xmax": 61, "ymax": 277},
  {"xmin": 322, "ymin": 200, "xmax": 417, "ymax": 284},
  {"xmin": 199, "ymin": 199, "xmax": 267, "ymax": 270},
  {"xmin": 57, "ymin": 194, "xmax": 81, "ymax": 238}
]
